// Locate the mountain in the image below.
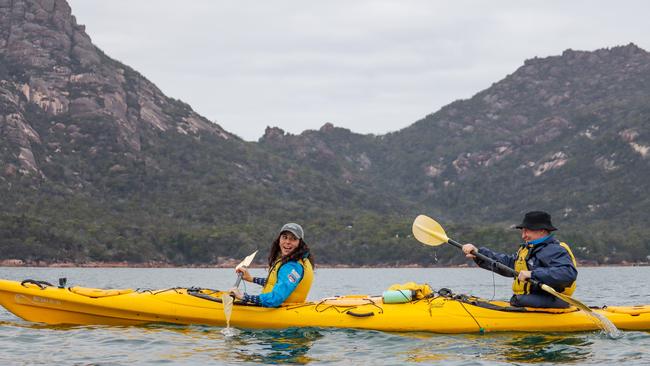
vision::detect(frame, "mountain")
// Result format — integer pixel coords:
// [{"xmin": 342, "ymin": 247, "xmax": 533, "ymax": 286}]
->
[
  {"xmin": 278, "ymin": 45, "xmax": 650, "ymax": 224},
  {"xmin": 0, "ymin": 0, "xmax": 418, "ymax": 266},
  {"xmin": 1, "ymin": 0, "xmax": 649, "ymax": 266},
  {"xmin": 261, "ymin": 44, "xmax": 650, "ymax": 263},
  {"xmin": 385, "ymin": 45, "xmax": 650, "ymax": 224}
]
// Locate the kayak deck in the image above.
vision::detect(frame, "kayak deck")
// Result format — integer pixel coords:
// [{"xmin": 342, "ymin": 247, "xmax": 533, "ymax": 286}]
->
[{"xmin": 1, "ymin": 279, "xmax": 649, "ymax": 333}]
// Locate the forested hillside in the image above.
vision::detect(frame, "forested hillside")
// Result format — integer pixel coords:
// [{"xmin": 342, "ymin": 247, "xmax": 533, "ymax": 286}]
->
[{"xmin": 1, "ymin": 0, "xmax": 649, "ymax": 266}]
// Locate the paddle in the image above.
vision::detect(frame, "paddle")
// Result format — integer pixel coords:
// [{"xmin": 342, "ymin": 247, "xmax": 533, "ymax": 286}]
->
[
  {"xmin": 221, "ymin": 250, "xmax": 257, "ymax": 335},
  {"xmin": 233, "ymin": 250, "xmax": 258, "ymax": 288},
  {"xmin": 221, "ymin": 293, "xmax": 234, "ymax": 328},
  {"xmin": 411, "ymin": 214, "xmax": 621, "ymax": 337}
]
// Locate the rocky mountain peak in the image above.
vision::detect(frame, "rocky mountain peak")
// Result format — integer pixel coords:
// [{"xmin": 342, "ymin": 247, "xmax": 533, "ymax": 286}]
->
[
  {"xmin": 1, "ymin": 0, "xmax": 96, "ymax": 69},
  {"xmin": 319, "ymin": 122, "xmax": 336, "ymax": 132},
  {"xmin": 260, "ymin": 126, "xmax": 288, "ymax": 142},
  {"xmin": 1, "ymin": 0, "xmax": 234, "ymax": 180}
]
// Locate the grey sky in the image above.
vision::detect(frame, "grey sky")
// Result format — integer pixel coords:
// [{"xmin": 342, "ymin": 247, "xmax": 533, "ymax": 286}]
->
[{"xmin": 67, "ymin": 1, "xmax": 649, "ymax": 141}]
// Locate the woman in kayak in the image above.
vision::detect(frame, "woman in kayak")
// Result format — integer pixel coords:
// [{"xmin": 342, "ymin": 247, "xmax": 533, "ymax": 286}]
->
[
  {"xmin": 462, "ymin": 211, "xmax": 578, "ymax": 308},
  {"xmin": 229, "ymin": 223, "xmax": 314, "ymax": 307}
]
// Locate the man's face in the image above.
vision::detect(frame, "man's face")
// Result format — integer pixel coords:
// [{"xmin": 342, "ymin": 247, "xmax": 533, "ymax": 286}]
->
[{"xmin": 521, "ymin": 228, "xmax": 548, "ymax": 243}]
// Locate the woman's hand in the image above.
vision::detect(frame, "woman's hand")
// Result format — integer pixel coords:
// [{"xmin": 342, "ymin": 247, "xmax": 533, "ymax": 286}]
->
[
  {"xmin": 236, "ymin": 267, "xmax": 253, "ymax": 282},
  {"xmin": 462, "ymin": 244, "xmax": 478, "ymax": 258},
  {"xmin": 229, "ymin": 288, "xmax": 244, "ymax": 300}
]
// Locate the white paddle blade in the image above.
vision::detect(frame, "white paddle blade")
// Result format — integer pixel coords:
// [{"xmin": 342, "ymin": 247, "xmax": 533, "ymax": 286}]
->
[
  {"xmin": 222, "ymin": 293, "xmax": 234, "ymax": 324},
  {"xmin": 235, "ymin": 250, "xmax": 258, "ymax": 271},
  {"xmin": 412, "ymin": 215, "xmax": 450, "ymax": 246}
]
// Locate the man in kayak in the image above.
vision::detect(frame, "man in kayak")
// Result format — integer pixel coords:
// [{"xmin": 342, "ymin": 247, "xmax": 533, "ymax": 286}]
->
[
  {"xmin": 462, "ymin": 211, "xmax": 578, "ymax": 308},
  {"xmin": 229, "ymin": 223, "xmax": 314, "ymax": 307}
]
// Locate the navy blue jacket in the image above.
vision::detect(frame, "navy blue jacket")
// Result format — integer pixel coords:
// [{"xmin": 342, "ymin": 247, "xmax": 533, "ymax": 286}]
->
[{"xmin": 474, "ymin": 236, "xmax": 578, "ymax": 293}]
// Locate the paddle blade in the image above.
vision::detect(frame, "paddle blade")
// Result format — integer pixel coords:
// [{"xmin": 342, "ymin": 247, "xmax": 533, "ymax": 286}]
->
[
  {"xmin": 412, "ymin": 215, "xmax": 450, "ymax": 246},
  {"xmin": 539, "ymin": 284, "xmax": 621, "ymax": 338},
  {"xmin": 222, "ymin": 293, "xmax": 234, "ymax": 325},
  {"xmin": 235, "ymin": 250, "xmax": 258, "ymax": 271}
]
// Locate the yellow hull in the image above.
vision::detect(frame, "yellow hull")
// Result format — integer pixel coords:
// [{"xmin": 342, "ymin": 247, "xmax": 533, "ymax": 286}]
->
[{"xmin": 1, "ymin": 279, "xmax": 648, "ymax": 333}]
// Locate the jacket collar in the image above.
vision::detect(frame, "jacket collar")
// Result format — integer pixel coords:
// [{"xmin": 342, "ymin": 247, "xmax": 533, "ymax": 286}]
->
[
  {"xmin": 521, "ymin": 235, "xmax": 557, "ymax": 251},
  {"xmin": 527, "ymin": 234, "xmax": 554, "ymax": 246}
]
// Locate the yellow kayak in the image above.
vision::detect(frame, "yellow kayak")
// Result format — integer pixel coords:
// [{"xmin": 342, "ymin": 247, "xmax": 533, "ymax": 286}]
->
[{"xmin": 1, "ymin": 279, "xmax": 648, "ymax": 333}]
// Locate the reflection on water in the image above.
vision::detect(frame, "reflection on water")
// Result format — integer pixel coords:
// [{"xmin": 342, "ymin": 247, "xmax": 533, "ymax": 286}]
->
[
  {"xmin": 384, "ymin": 331, "xmax": 597, "ymax": 364},
  {"xmin": 137, "ymin": 324, "xmax": 323, "ymax": 364},
  {"xmin": 229, "ymin": 328, "xmax": 323, "ymax": 364},
  {"xmin": 500, "ymin": 334, "xmax": 593, "ymax": 363},
  {"xmin": 2, "ymin": 316, "xmax": 649, "ymax": 365}
]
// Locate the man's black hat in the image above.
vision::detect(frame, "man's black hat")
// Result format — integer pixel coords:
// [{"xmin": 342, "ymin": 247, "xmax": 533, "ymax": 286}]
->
[{"xmin": 515, "ymin": 211, "xmax": 557, "ymax": 231}]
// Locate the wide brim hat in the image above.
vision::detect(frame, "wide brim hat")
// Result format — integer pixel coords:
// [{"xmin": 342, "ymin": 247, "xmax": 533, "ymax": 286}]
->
[{"xmin": 515, "ymin": 211, "xmax": 557, "ymax": 231}]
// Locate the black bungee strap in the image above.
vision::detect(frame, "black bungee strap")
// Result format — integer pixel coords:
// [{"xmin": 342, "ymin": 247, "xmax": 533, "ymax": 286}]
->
[
  {"xmin": 436, "ymin": 287, "xmax": 579, "ymax": 314},
  {"xmin": 20, "ymin": 279, "xmax": 53, "ymax": 290},
  {"xmin": 187, "ymin": 287, "xmax": 224, "ymax": 303},
  {"xmin": 345, "ymin": 310, "xmax": 375, "ymax": 317}
]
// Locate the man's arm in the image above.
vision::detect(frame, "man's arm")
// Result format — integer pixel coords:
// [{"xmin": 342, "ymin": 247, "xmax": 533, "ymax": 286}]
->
[{"xmin": 474, "ymin": 246, "xmax": 518, "ymax": 278}]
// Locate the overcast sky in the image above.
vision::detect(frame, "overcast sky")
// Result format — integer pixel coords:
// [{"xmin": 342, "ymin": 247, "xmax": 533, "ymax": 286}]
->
[{"xmin": 67, "ymin": 1, "xmax": 649, "ymax": 141}]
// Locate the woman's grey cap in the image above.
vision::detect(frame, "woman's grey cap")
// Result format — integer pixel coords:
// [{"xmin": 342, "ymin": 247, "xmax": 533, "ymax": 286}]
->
[{"xmin": 280, "ymin": 223, "xmax": 304, "ymax": 239}]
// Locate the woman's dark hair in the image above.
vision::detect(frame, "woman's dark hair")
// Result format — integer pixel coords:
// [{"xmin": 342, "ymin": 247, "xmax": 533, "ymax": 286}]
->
[{"xmin": 267, "ymin": 233, "xmax": 315, "ymax": 268}]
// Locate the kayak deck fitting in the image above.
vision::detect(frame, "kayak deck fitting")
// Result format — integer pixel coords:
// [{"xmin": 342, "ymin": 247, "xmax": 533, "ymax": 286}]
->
[{"xmin": 0, "ymin": 279, "xmax": 648, "ymax": 333}]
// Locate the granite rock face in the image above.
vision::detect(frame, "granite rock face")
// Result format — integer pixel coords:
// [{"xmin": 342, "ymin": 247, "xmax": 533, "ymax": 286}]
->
[{"xmin": 0, "ymin": 0, "xmax": 233, "ymax": 178}]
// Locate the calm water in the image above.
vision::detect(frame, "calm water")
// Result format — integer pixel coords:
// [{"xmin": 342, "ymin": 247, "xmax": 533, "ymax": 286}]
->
[{"xmin": 0, "ymin": 266, "xmax": 648, "ymax": 365}]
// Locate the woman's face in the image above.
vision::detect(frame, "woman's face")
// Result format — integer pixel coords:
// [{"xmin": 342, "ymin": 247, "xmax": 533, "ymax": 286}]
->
[{"xmin": 279, "ymin": 232, "xmax": 300, "ymax": 256}]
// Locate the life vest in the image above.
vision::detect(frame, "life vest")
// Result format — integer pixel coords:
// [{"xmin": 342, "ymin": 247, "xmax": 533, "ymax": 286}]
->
[
  {"xmin": 262, "ymin": 258, "xmax": 313, "ymax": 303},
  {"xmin": 512, "ymin": 242, "xmax": 577, "ymax": 296}
]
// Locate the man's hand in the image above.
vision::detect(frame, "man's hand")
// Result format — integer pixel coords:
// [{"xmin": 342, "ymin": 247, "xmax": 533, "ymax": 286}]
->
[
  {"xmin": 462, "ymin": 244, "xmax": 478, "ymax": 259},
  {"xmin": 518, "ymin": 270, "xmax": 532, "ymax": 282}
]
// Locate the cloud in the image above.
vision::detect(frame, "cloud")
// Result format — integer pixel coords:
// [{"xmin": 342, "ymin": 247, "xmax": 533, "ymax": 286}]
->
[{"xmin": 68, "ymin": 0, "xmax": 650, "ymax": 140}]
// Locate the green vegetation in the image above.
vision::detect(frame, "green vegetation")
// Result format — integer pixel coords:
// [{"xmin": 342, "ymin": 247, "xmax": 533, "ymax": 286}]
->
[
  {"xmin": 2, "ymin": 31, "xmax": 650, "ymax": 267},
  {"xmin": 1, "ymin": 180, "xmax": 648, "ymax": 266}
]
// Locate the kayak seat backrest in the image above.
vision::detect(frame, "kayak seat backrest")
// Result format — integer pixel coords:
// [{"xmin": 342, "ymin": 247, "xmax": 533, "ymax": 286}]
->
[{"xmin": 69, "ymin": 287, "xmax": 134, "ymax": 298}]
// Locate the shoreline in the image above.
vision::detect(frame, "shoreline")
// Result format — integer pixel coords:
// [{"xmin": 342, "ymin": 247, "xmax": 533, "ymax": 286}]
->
[{"xmin": 1, "ymin": 259, "xmax": 648, "ymax": 269}]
